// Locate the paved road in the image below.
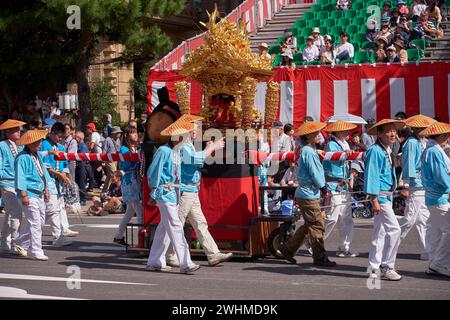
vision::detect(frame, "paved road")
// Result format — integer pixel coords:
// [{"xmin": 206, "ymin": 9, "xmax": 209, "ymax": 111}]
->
[{"xmin": 0, "ymin": 213, "xmax": 449, "ymax": 300}]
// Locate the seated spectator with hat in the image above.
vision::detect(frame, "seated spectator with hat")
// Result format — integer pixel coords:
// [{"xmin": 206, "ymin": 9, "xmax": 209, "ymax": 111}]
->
[
  {"xmin": 394, "ymin": 40, "xmax": 408, "ymax": 63},
  {"xmin": 283, "ymin": 29, "xmax": 297, "ymax": 53},
  {"xmin": 312, "ymin": 28, "xmax": 325, "ymax": 51},
  {"xmin": 385, "ymin": 45, "xmax": 401, "ymax": 62},
  {"xmin": 303, "ymin": 36, "xmax": 320, "ymax": 63},
  {"xmin": 280, "ymin": 50, "xmax": 296, "ymax": 68},
  {"xmin": 375, "ymin": 37, "xmax": 389, "ymax": 62},
  {"xmin": 258, "ymin": 42, "xmax": 271, "ymax": 60},
  {"xmin": 381, "ymin": 1, "xmax": 392, "ymax": 18}
]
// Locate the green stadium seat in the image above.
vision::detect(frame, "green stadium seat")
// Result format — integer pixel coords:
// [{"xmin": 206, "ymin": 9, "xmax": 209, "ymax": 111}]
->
[
  {"xmin": 353, "ymin": 51, "xmax": 371, "ymax": 63},
  {"xmin": 337, "ymin": 17, "xmax": 351, "ymax": 27},
  {"xmin": 367, "ymin": 1, "xmax": 378, "ymax": 7},
  {"xmin": 352, "ymin": 2, "xmax": 364, "ymax": 10},
  {"xmin": 352, "ymin": 16, "xmax": 366, "ymax": 26},
  {"xmin": 352, "ymin": 33, "xmax": 367, "ymax": 44},
  {"xmin": 308, "ymin": 19, "xmax": 321, "ymax": 28},
  {"xmin": 353, "ymin": 43, "xmax": 360, "ymax": 52},
  {"xmin": 320, "ymin": 26, "xmax": 328, "ymax": 35},
  {"xmin": 307, "ymin": 60, "xmax": 321, "ymax": 65},
  {"xmin": 331, "ymin": 10, "xmax": 344, "ymax": 20},
  {"xmin": 361, "ymin": 41, "xmax": 378, "ymax": 51},
  {"xmin": 322, "ymin": 4, "xmax": 336, "ymax": 11},
  {"xmin": 338, "ymin": 59, "xmax": 354, "ymax": 64},
  {"xmin": 317, "ymin": 11, "xmax": 329, "ymax": 20},
  {"xmin": 407, "ymin": 49, "xmax": 421, "ymax": 62},
  {"xmin": 344, "ymin": 10, "xmax": 357, "ymax": 19},
  {"xmin": 323, "ymin": 18, "xmax": 336, "ymax": 28},
  {"xmin": 277, "ymin": 36, "xmax": 285, "ymax": 44},
  {"xmin": 310, "ymin": 4, "xmax": 322, "ymax": 13},
  {"xmin": 293, "ymin": 52, "xmax": 303, "ymax": 64},
  {"xmin": 272, "ymin": 54, "xmax": 282, "ymax": 67},
  {"xmin": 330, "ymin": 26, "xmax": 343, "ymax": 37},
  {"xmin": 302, "ymin": 12, "xmax": 316, "ymax": 21},
  {"xmin": 268, "ymin": 45, "xmax": 280, "ymax": 55},
  {"xmin": 295, "ymin": 19, "xmax": 307, "ymax": 29},
  {"xmin": 358, "ymin": 9, "xmax": 371, "ymax": 18},
  {"xmin": 345, "ymin": 25, "xmax": 359, "ymax": 35},
  {"xmin": 301, "ymin": 27, "xmax": 313, "ymax": 37},
  {"xmin": 410, "ymin": 39, "xmax": 426, "ymax": 51},
  {"xmin": 290, "ymin": 27, "xmax": 299, "ymax": 36},
  {"xmin": 298, "ymin": 44, "xmax": 307, "ymax": 53},
  {"xmin": 296, "ymin": 36, "xmax": 305, "ymax": 46},
  {"xmin": 359, "ymin": 24, "xmax": 368, "ymax": 33},
  {"xmin": 318, "ymin": 0, "xmax": 330, "ymax": 5}
]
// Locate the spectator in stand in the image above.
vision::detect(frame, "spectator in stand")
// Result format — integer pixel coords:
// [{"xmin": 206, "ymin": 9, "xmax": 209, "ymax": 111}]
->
[
  {"xmin": 393, "ymin": 25, "xmax": 410, "ymax": 46},
  {"xmin": 303, "ymin": 36, "xmax": 320, "ymax": 63},
  {"xmin": 335, "ymin": 32, "xmax": 354, "ymax": 63},
  {"xmin": 436, "ymin": 0, "xmax": 446, "ymax": 22},
  {"xmin": 258, "ymin": 43, "xmax": 271, "ymax": 60},
  {"xmin": 385, "ymin": 45, "xmax": 401, "ymax": 62},
  {"xmin": 102, "ymin": 114, "xmax": 112, "ymax": 138},
  {"xmin": 394, "ymin": 40, "xmax": 408, "ymax": 62},
  {"xmin": 87, "ymin": 171, "xmax": 124, "ymax": 216},
  {"xmin": 412, "ymin": 0, "xmax": 428, "ymax": 21},
  {"xmin": 362, "ymin": 119, "xmax": 376, "ymax": 148},
  {"xmin": 397, "ymin": 0, "xmax": 410, "ymax": 14},
  {"xmin": 382, "ymin": 1, "xmax": 392, "ymax": 18},
  {"xmin": 376, "ymin": 23, "xmax": 393, "ymax": 43},
  {"xmin": 398, "ymin": 15, "xmax": 412, "ymax": 34},
  {"xmin": 414, "ymin": 11, "xmax": 444, "ymax": 38},
  {"xmin": 320, "ymin": 38, "xmax": 336, "ymax": 65},
  {"xmin": 426, "ymin": 0, "xmax": 443, "ymax": 29},
  {"xmin": 63, "ymin": 123, "xmax": 78, "ymax": 180},
  {"xmin": 390, "ymin": 8, "xmax": 401, "ymax": 28},
  {"xmin": 375, "ymin": 37, "xmax": 389, "ymax": 62},
  {"xmin": 336, "ymin": 0, "xmax": 351, "ymax": 10},
  {"xmin": 102, "ymin": 126, "xmax": 122, "ymax": 193},
  {"xmin": 312, "ymin": 28, "xmax": 325, "ymax": 51},
  {"xmin": 279, "ymin": 41, "xmax": 289, "ymax": 54},
  {"xmin": 283, "ymin": 30, "xmax": 298, "ymax": 53},
  {"xmin": 366, "ymin": 19, "xmax": 379, "ymax": 42},
  {"xmin": 280, "ymin": 50, "xmax": 296, "ymax": 68}
]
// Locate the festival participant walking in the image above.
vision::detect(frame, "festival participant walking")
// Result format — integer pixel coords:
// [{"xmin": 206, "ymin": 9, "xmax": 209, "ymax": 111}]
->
[
  {"xmin": 13, "ymin": 130, "xmax": 52, "ymax": 260},
  {"xmin": 0, "ymin": 119, "xmax": 26, "ymax": 254},
  {"xmin": 165, "ymin": 114, "xmax": 232, "ymax": 267},
  {"xmin": 398, "ymin": 115, "xmax": 436, "ymax": 260},
  {"xmin": 279, "ymin": 121, "xmax": 337, "ymax": 267},
  {"xmin": 146, "ymin": 118, "xmax": 201, "ymax": 274},
  {"xmin": 420, "ymin": 121, "xmax": 450, "ymax": 277},
  {"xmin": 364, "ymin": 119, "xmax": 405, "ymax": 281},
  {"xmin": 113, "ymin": 127, "xmax": 143, "ymax": 245},
  {"xmin": 322, "ymin": 120, "xmax": 359, "ymax": 257}
]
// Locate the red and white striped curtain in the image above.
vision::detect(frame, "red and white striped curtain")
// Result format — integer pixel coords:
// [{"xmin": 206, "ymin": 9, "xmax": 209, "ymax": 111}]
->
[{"xmin": 148, "ymin": 63, "xmax": 450, "ymax": 126}]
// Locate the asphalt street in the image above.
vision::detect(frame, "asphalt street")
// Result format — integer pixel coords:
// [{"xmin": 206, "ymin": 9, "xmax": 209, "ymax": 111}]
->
[{"xmin": 0, "ymin": 213, "xmax": 449, "ymax": 300}]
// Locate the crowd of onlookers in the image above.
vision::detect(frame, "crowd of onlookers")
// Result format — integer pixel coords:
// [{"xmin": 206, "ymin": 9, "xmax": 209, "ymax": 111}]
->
[{"xmin": 257, "ymin": 0, "xmax": 447, "ymax": 67}]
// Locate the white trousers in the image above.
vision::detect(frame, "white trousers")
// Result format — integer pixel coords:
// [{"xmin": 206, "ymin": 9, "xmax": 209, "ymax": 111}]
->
[
  {"xmin": 398, "ymin": 189, "xmax": 430, "ymax": 255},
  {"xmin": 115, "ymin": 200, "xmax": 143, "ymax": 239},
  {"xmin": 426, "ymin": 203, "xmax": 450, "ymax": 276},
  {"xmin": 324, "ymin": 192, "xmax": 354, "ymax": 251},
  {"xmin": 369, "ymin": 202, "xmax": 401, "ymax": 270},
  {"xmin": 15, "ymin": 197, "xmax": 46, "ymax": 257},
  {"xmin": 45, "ymin": 195, "xmax": 67, "ymax": 239},
  {"xmin": 147, "ymin": 200, "xmax": 195, "ymax": 270},
  {"xmin": 1, "ymin": 188, "xmax": 23, "ymax": 250},
  {"xmin": 166, "ymin": 192, "xmax": 220, "ymax": 261}
]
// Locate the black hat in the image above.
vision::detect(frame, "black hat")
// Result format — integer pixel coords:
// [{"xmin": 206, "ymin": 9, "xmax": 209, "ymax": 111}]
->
[{"xmin": 153, "ymin": 87, "xmax": 181, "ymax": 121}]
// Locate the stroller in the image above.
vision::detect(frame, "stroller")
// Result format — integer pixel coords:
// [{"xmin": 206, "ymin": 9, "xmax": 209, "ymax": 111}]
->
[{"xmin": 350, "ymin": 161, "xmax": 373, "ymax": 219}]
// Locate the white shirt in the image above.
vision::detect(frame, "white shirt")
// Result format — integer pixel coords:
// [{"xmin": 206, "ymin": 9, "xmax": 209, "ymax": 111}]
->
[
  {"xmin": 90, "ymin": 131, "xmax": 102, "ymax": 153},
  {"xmin": 335, "ymin": 42, "xmax": 355, "ymax": 58},
  {"xmin": 303, "ymin": 45, "xmax": 319, "ymax": 61},
  {"xmin": 313, "ymin": 35, "xmax": 325, "ymax": 50},
  {"xmin": 413, "ymin": 3, "xmax": 427, "ymax": 16}
]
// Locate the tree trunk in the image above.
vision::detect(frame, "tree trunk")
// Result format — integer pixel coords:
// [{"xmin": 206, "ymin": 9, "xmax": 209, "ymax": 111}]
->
[{"xmin": 76, "ymin": 32, "xmax": 94, "ymax": 125}]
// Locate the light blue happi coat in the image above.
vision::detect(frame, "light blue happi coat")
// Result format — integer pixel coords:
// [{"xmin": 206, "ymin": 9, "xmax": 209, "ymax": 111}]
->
[
  {"xmin": 422, "ymin": 144, "xmax": 450, "ymax": 206},
  {"xmin": 0, "ymin": 141, "xmax": 23, "ymax": 189},
  {"xmin": 179, "ymin": 143, "xmax": 205, "ymax": 193},
  {"xmin": 295, "ymin": 145, "xmax": 325, "ymax": 200},
  {"xmin": 402, "ymin": 136, "xmax": 424, "ymax": 190},
  {"xmin": 147, "ymin": 143, "xmax": 179, "ymax": 203},
  {"xmin": 364, "ymin": 143, "xmax": 397, "ymax": 204},
  {"xmin": 40, "ymin": 139, "xmax": 69, "ymax": 195},
  {"xmin": 15, "ymin": 151, "xmax": 52, "ymax": 199},
  {"xmin": 323, "ymin": 139, "xmax": 349, "ymax": 192},
  {"xmin": 120, "ymin": 145, "xmax": 142, "ymax": 203}
]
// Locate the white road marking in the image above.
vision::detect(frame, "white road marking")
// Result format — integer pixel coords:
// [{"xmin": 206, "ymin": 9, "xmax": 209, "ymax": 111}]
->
[
  {"xmin": 78, "ymin": 245, "xmax": 124, "ymax": 251},
  {"xmin": 0, "ymin": 273, "xmax": 156, "ymax": 286},
  {"xmin": 0, "ymin": 286, "xmax": 85, "ymax": 300},
  {"xmin": 78, "ymin": 224, "xmax": 119, "ymax": 228}
]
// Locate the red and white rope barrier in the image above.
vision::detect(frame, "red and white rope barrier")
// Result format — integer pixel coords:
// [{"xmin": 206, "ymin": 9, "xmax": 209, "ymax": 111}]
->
[{"xmin": 54, "ymin": 152, "xmax": 141, "ymax": 162}]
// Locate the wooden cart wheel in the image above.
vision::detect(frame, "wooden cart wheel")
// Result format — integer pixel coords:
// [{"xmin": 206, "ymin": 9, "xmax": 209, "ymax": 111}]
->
[{"xmin": 268, "ymin": 227, "xmax": 288, "ymax": 259}]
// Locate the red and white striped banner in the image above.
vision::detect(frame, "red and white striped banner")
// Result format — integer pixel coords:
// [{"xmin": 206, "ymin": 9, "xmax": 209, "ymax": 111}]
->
[
  {"xmin": 54, "ymin": 153, "xmax": 140, "ymax": 162},
  {"xmin": 148, "ymin": 63, "xmax": 450, "ymax": 127}
]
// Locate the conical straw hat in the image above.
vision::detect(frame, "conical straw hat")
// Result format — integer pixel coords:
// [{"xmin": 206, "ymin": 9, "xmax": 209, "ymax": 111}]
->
[
  {"xmin": 404, "ymin": 114, "xmax": 436, "ymax": 128},
  {"xmin": 294, "ymin": 121, "xmax": 327, "ymax": 137},
  {"xmin": 17, "ymin": 129, "xmax": 48, "ymax": 146},
  {"xmin": 419, "ymin": 122, "xmax": 450, "ymax": 136},
  {"xmin": 324, "ymin": 120, "xmax": 357, "ymax": 133},
  {"xmin": 178, "ymin": 114, "xmax": 204, "ymax": 123},
  {"xmin": 160, "ymin": 119, "xmax": 195, "ymax": 136},
  {"xmin": 0, "ymin": 119, "xmax": 26, "ymax": 130},
  {"xmin": 367, "ymin": 119, "xmax": 405, "ymax": 135}
]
